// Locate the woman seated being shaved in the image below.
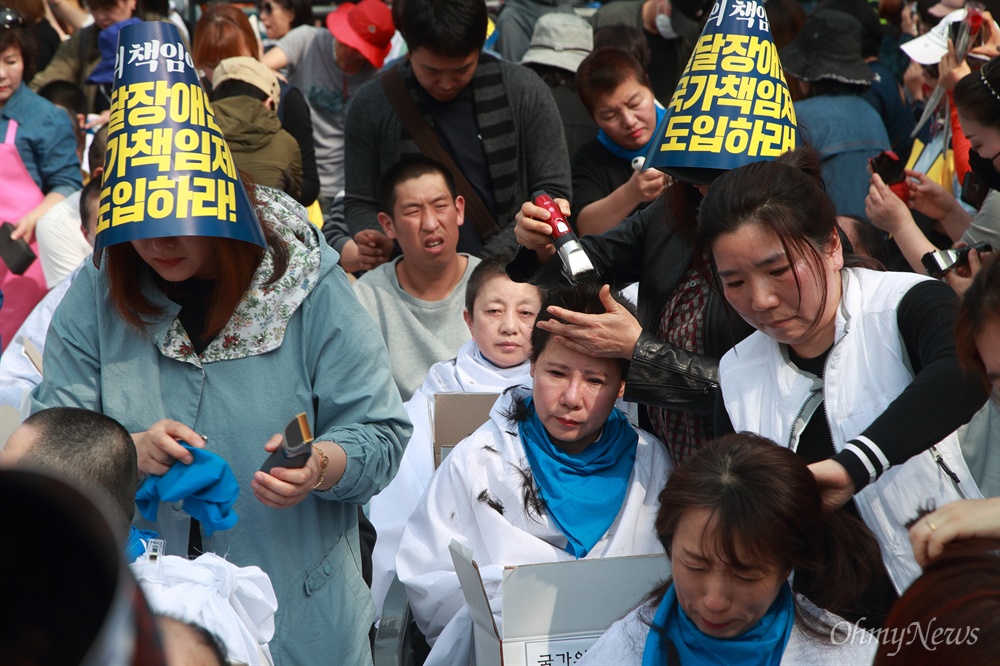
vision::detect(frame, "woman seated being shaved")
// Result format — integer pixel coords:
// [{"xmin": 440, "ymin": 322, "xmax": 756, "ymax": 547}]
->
[{"xmin": 396, "ymin": 283, "xmax": 673, "ymax": 666}]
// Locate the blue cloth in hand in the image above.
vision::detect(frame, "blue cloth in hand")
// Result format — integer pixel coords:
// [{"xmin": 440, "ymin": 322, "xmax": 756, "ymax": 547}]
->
[{"xmin": 136, "ymin": 443, "xmax": 239, "ymax": 536}]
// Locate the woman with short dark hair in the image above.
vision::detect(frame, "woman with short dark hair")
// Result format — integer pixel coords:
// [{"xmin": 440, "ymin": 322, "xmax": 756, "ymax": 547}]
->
[{"xmin": 571, "ymin": 47, "xmax": 667, "ymax": 236}]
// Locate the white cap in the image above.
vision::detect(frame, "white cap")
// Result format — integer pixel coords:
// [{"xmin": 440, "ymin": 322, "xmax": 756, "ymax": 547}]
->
[{"xmin": 900, "ymin": 9, "xmax": 965, "ymax": 65}]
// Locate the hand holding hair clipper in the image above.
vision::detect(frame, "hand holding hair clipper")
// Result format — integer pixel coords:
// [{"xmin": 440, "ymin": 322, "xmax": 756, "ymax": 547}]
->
[
  {"xmin": 532, "ymin": 191, "xmax": 600, "ymax": 284},
  {"xmin": 922, "ymin": 242, "xmax": 993, "ymax": 278},
  {"xmin": 260, "ymin": 413, "xmax": 313, "ymax": 473}
]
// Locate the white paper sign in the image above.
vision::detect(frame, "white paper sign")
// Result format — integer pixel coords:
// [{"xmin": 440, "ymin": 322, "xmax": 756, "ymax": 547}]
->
[{"xmin": 522, "ymin": 636, "xmax": 597, "ymax": 665}]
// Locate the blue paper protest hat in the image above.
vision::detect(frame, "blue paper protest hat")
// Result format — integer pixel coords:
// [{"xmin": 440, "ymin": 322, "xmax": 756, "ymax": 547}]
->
[
  {"xmin": 94, "ymin": 21, "xmax": 265, "ymax": 259},
  {"xmin": 644, "ymin": 0, "xmax": 798, "ymax": 184}
]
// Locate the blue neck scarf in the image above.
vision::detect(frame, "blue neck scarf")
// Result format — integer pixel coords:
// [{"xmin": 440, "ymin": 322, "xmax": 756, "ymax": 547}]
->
[
  {"xmin": 642, "ymin": 582, "xmax": 795, "ymax": 666},
  {"xmin": 518, "ymin": 397, "xmax": 638, "ymax": 558},
  {"xmin": 596, "ymin": 104, "xmax": 667, "ymax": 162}
]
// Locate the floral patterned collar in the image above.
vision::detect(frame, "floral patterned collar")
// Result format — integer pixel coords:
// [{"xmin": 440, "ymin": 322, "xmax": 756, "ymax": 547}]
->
[{"xmin": 153, "ymin": 190, "xmax": 323, "ymax": 365}]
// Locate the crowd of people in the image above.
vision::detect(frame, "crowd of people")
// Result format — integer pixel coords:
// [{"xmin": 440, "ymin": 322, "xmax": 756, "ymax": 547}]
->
[{"xmin": 1, "ymin": 0, "xmax": 998, "ymax": 664}]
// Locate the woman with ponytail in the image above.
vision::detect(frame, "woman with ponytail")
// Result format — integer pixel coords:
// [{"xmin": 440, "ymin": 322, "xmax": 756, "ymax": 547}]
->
[
  {"xmin": 580, "ymin": 433, "xmax": 880, "ymax": 665},
  {"xmin": 699, "ymin": 145, "xmax": 988, "ymax": 626}
]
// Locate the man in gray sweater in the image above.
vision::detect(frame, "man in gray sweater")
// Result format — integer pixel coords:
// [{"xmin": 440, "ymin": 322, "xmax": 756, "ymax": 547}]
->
[
  {"xmin": 343, "ymin": 0, "xmax": 571, "ymax": 271},
  {"xmin": 353, "ymin": 157, "xmax": 481, "ymax": 402}
]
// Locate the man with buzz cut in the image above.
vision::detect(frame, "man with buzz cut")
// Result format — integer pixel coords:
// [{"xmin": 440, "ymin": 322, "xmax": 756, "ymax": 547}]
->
[
  {"xmin": 344, "ymin": 0, "xmax": 571, "ymax": 265},
  {"xmin": 352, "ymin": 156, "xmax": 481, "ymax": 402},
  {"xmin": 1, "ymin": 407, "xmax": 144, "ymax": 558}
]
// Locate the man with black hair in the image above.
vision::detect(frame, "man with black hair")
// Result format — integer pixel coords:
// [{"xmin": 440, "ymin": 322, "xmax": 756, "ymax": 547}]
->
[
  {"xmin": 344, "ymin": 0, "xmax": 571, "ymax": 264},
  {"xmin": 353, "ymin": 156, "xmax": 481, "ymax": 402},
  {"xmin": 1, "ymin": 407, "xmax": 138, "ymax": 536}
]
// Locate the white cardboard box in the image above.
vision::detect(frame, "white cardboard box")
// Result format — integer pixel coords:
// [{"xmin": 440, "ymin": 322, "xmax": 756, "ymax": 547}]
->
[
  {"xmin": 432, "ymin": 393, "xmax": 499, "ymax": 468},
  {"xmin": 449, "ymin": 540, "xmax": 670, "ymax": 666}
]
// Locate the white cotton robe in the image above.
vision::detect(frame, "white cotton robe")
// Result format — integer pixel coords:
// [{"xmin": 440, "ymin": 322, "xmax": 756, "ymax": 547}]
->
[
  {"xmin": 369, "ymin": 340, "xmax": 533, "ymax": 620},
  {"xmin": 395, "ymin": 389, "xmax": 673, "ymax": 665}
]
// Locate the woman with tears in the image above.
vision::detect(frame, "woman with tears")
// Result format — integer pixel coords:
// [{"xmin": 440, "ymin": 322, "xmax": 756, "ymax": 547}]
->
[
  {"xmin": 580, "ymin": 433, "xmax": 881, "ymax": 665},
  {"xmin": 702, "ymin": 146, "xmax": 988, "ymax": 627}
]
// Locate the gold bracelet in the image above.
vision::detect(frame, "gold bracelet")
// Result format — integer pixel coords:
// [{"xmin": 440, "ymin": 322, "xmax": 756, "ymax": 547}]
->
[{"xmin": 312, "ymin": 444, "xmax": 329, "ymax": 490}]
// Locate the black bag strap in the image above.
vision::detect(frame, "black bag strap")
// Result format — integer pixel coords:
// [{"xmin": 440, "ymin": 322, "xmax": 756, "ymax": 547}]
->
[{"xmin": 381, "ymin": 67, "xmax": 501, "ymax": 242}]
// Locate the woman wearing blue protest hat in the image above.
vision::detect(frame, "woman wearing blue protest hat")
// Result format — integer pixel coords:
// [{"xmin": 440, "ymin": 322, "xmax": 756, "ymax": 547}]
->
[
  {"xmin": 29, "ymin": 19, "xmax": 410, "ymax": 665},
  {"xmin": 580, "ymin": 433, "xmax": 880, "ymax": 665},
  {"xmin": 396, "ymin": 283, "xmax": 673, "ymax": 665},
  {"xmin": 508, "ymin": 2, "xmax": 799, "ymax": 469},
  {"xmin": 31, "ymin": 171, "xmax": 410, "ymax": 666}
]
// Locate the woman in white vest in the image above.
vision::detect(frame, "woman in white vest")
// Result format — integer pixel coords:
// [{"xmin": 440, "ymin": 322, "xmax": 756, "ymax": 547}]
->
[
  {"xmin": 396, "ymin": 283, "xmax": 672, "ymax": 665},
  {"xmin": 580, "ymin": 434, "xmax": 880, "ymax": 666},
  {"xmin": 698, "ymin": 147, "xmax": 988, "ymax": 626}
]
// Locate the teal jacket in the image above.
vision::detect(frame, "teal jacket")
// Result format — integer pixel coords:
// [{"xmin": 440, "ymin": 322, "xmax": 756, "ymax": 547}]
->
[{"xmin": 30, "ymin": 188, "xmax": 411, "ymax": 665}]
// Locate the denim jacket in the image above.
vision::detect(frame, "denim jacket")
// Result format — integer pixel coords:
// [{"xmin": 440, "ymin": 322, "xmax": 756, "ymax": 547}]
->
[
  {"xmin": 0, "ymin": 84, "xmax": 82, "ymax": 196},
  {"xmin": 795, "ymin": 95, "xmax": 890, "ymax": 219}
]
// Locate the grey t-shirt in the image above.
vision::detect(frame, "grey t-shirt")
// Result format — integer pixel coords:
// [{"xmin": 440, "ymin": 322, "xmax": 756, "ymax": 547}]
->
[
  {"xmin": 960, "ymin": 189, "xmax": 1000, "ymax": 249},
  {"xmin": 277, "ymin": 26, "xmax": 378, "ymax": 198},
  {"xmin": 353, "ymin": 255, "xmax": 481, "ymax": 401}
]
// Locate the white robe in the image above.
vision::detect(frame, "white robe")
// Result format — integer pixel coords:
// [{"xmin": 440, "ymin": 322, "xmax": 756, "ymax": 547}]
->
[
  {"xmin": 369, "ymin": 340, "xmax": 533, "ymax": 620},
  {"xmin": 131, "ymin": 552, "xmax": 278, "ymax": 666},
  {"xmin": 395, "ymin": 389, "xmax": 673, "ymax": 665},
  {"xmin": 578, "ymin": 594, "xmax": 879, "ymax": 666}
]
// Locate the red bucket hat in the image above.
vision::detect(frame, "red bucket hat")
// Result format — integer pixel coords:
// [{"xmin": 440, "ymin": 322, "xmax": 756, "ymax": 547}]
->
[{"xmin": 326, "ymin": 0, "xmax": 394, "ymax": 69}]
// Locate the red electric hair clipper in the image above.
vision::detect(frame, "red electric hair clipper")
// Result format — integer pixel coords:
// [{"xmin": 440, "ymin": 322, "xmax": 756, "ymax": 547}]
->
[{"xmin": 533, "ymin": 191, "xmax": 599, "ymax": 284}]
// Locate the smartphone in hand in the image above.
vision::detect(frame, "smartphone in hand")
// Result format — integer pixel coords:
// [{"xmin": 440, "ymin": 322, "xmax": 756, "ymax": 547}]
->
[{"xmin": 869, "ymin": 151, "xmax": 909, "ymax": 203}]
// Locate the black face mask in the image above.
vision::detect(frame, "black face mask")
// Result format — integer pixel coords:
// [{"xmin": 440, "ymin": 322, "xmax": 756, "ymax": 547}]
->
[{"xmin": 968, "ymin": 146, "xmax": 1000, "ymax": 192}]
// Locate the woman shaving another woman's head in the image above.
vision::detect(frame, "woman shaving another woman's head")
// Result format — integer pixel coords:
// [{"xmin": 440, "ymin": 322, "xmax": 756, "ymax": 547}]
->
[{"xmin": 698, "ymin": 147, "xmax": 851, "ymax": 359}]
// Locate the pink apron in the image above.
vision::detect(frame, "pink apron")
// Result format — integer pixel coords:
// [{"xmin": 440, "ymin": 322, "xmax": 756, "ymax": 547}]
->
[{"xmin": 0, "ymin": 118, "xmax": 50, "ymax": 352}]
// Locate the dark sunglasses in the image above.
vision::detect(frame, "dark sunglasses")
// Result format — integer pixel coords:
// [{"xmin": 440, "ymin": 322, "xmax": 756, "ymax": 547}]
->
[
  {"xmin": 259, "ymin": 2, "xmax": 275, "ymax": 15},
  {"xmin": 0, "ymin": 7, "xmax": 28, "ymax": 30}
]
